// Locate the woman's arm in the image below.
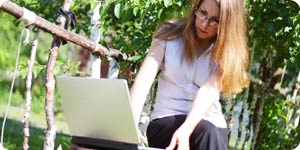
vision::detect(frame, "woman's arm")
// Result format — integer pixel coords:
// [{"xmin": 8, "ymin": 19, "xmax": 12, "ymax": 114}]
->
[
  {"xmin": 166, "ymin": 70, "xmax": 221, "ymax": 150},
  {"xmin": 130, "ymin": 38, "xmax": 166, "ymax": 124}
]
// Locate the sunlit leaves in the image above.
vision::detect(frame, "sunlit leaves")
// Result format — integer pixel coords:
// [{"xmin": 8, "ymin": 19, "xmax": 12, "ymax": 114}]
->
[
  {"xmin": 114, "ymin": 3, "xmax": 121, "ymax": 19},
  {"xmin": 163, "ymin": 0, "xmax": 172, "ymax": 7}
]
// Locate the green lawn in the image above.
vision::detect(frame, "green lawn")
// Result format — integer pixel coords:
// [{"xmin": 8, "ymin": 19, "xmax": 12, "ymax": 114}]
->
[
  {"xmin": 0, "ymin": 92, "xmax": 72, "ymax": 150},
  {"xmin": 0, "ymin": 117, "xmax": 71, "ymax": 150}
]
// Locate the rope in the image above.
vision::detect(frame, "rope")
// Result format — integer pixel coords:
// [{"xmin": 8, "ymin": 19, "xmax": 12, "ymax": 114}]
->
[
  {"xmin": 0, "ymin": 0, "xmax": 8, "ymax": 8},
  {"xmin": 20, "ymin": 7, "xmax": 37, "ymax": 25},
  {"xmin": 0, "ymin": 28, "xmax": 30, "ymax": 147}
]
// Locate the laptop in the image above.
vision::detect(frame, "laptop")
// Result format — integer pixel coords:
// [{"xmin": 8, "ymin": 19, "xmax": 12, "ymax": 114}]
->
[{"xmin": 57, "ymin": 76, "xmax": 163, "ymax": 150}]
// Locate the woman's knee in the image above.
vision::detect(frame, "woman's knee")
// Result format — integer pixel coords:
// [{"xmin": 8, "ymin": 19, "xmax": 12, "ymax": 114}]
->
[
  {"xmin": 190, "ymin": 120, "xmax": 228, "ymax": 150},
  {"xmin": 147, "ymin": 115, "xmax": 186, "ymax": 148},
  {"xmin": 193, "ymin": 120, "xmax": 219, "ymax": 136}
]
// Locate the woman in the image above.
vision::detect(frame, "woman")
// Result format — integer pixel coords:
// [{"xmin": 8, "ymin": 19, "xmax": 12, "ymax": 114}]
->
[{"xmin": 130, "ymin": 0, "xmax": 249, "ymax": 149}]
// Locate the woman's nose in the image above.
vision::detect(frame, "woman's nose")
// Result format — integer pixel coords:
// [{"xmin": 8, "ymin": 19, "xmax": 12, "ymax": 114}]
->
[{"xmin": 201, "ymin": 19, "xmax": 209, "ymax": 28}]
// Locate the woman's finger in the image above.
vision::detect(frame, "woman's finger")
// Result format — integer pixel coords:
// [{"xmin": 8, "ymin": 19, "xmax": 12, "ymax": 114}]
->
[{"xmin": 177, "ymin": 141, "xmax": 189, "ymax": 150}]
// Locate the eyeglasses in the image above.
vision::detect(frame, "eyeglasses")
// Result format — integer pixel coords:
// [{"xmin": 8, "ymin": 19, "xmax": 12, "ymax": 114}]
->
[{"xmin": 194, "ymin": 10, "xmax": 219, "ymax": 28}]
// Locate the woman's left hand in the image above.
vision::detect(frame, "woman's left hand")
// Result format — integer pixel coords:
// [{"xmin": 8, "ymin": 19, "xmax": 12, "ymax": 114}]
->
[{"xmin": 166, "ymin": 124, "xmax": 192, "ymax": 150}]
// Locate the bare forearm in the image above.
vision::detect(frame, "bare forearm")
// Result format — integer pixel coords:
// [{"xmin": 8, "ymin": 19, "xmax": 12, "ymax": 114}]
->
[
  {"xmin": 130, "ymin": 37, "xmax": 165, "ymax": 125},
  {"xmin": 183, "ymin": 73, "xmax": 220, "ymax": 134},
  {"xmin": 183, "ymin": 89, "xmax": 216, "ymax": 133},
  {"xmin": 130, "ymin": 62, "xmax": 157, "ymax": 122}
]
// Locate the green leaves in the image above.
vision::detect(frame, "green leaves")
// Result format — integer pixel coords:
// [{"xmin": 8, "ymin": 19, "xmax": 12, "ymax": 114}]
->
[
  {"xmin": 130, "ymin": 55, "xmax": 142, "ymax": 61},
  {"xmin": 133, "ymin": 7, "xmax": 139, "ymax": 16},
  {"xmin": 114, "ymin": 3, "xmax": 121, "ymax": 19},
  {"xmin": 163, "ymin": 0, "xmax": 173, "ymax": 7}
]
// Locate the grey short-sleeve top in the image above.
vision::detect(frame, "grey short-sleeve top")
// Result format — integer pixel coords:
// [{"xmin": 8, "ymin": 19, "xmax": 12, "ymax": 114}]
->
[{"xmin": 150, "ymin": 36, "xmax": 227, "ymax": 128}]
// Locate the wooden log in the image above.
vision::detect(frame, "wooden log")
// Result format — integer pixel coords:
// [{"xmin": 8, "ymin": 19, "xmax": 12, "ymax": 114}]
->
[{"xmin": 0, "ymin": 0, "xmax": 131, "ymax": 61}]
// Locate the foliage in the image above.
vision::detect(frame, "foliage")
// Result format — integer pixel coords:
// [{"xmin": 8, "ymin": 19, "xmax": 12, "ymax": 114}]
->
[
  {"xmin": 257, "ymin": 93, "xmax": 300, "ymax": 149},
  {"xmin": 99, "ymin": 0, "xmax": 189, "ymax": 75},
  {"xmin": 13, "ymin": 0, "xmax": 90, "ymax": 33},
  {"xmin": 234, "ymin": 0, "xmax": 300, "ymax": 149},
  {"xmin": 0, "ymin": 13, "xmax": 23, "ymax": 70},
  {"xmin": 247, "ymin": 0, "xmax": 300, "ymax": 77}
]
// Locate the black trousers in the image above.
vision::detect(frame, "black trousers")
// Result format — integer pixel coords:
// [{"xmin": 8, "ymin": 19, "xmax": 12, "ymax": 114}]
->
[{"xmin": 146, "ymin": 115, "xmax": 228, "ymax": 150}]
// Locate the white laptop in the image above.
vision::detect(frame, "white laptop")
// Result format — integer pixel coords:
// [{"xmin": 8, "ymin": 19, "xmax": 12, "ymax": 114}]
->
[{"xmin": 57, "ymin": 76, "xmax": 163, "ymax": 150}]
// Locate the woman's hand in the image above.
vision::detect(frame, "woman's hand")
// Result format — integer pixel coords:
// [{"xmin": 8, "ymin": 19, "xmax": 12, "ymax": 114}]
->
[
  {"xmin": 138, "ymin": 129, "xmax": 147, "ymax": 144},
  {"xmin": 166, "ymin": 124, "xmax": 193, "ymax": 150}
]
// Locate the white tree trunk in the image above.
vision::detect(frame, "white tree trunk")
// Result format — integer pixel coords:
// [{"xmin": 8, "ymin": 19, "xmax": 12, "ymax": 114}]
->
[
  {"xmin": 22, "ymin": 30, "xmax": 39, "ymax": 150},
  {"xmin": 89, "ymin": 1, "xmax": 102, "ymax": 78}
]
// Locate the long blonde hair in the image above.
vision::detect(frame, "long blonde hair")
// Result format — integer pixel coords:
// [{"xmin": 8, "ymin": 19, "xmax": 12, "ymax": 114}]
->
[{"xmin": 154, "ymin": 0, "xmax": 250, "ymax": 97}]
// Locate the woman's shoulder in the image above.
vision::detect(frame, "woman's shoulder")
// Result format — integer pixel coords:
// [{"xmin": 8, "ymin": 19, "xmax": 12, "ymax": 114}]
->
[
  {"xmin": 156, "ymin": 20, "xmax": 182, "ymax": 31},
  {"xmin": 154, "ymin": 19, "xmax": 184, "ymax": 38},
  {"xmin": 163, "ymin": 19, "xmax": 182, "ymax": 26}
]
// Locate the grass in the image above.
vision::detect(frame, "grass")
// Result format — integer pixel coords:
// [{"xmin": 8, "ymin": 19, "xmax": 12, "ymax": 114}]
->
[
  {"xmin": 0, "ymin": 89, "xmax": 72, "ymax": 150},
  {"xmin": 0, "ymin": 118, "xmax": 71, "ymax": 150}
]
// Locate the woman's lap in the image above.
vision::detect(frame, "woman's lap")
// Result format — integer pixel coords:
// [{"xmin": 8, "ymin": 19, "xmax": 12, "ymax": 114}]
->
[{"xmin": 146, "ymin": 115, "xmax": 228, "ymax": 150}]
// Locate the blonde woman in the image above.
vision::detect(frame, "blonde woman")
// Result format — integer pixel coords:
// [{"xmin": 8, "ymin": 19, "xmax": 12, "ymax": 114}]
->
[{"xmin": 130, "ymin": 0, "xmax": 249, "ymax": 149}]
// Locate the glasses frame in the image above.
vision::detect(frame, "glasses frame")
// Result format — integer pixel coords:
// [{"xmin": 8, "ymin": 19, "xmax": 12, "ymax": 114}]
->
[{"xmin": 194, "ymin": 8, "xmax": 219, "ymax": 28}]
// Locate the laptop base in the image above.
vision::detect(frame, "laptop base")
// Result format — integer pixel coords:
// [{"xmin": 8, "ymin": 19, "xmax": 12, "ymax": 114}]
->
[{"xmin": 72, "ymin": 136, "xmax": 138, "ymax": 150}]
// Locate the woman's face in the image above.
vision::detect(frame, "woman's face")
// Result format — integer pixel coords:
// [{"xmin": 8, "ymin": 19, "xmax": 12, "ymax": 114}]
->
[{"xmin": 194, "ymin": 0, "xmax": 220, "ymax": 40}]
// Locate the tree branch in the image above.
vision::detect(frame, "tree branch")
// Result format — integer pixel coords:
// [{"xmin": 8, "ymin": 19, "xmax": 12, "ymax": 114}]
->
[{"xmin": 0, "ymin": 0, "xmax": 132, "ymax": 61}]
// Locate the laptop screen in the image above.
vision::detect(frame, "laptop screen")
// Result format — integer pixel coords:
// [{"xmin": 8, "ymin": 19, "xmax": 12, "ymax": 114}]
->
[{"xmin": 57, "ymin": 76, "xmax": 140, "ymax": 147}]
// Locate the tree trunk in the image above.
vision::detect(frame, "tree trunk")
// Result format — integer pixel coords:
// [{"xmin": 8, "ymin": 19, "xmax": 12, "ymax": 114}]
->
[
  {"xmin": 43, "ymin": 1, "xmax": 72, "ymax": 150},
  {"xmin": 252, "ymin": 92, "xmax": 265, "ymax": 150},
  {"xmin": 229, "ymin": 100, "xmax": 243, "ymax": 149},
  {"xmin": 252, "ymin": 49, "xmax": 271, "ymax": 150},
  {"xmin": 23, "ymin": 30, "xmax": 39, "ymax": 150},
  {"xmin": 89, "ymin": 1, "xmax": 102, "ymax": 78},
  {"xmin": 0, "ymin": 0, "xmax": 130, "ymax": 61},
  {"xmin": 242, "ymin": 38, "xmax": 257, "ymax": 149}
]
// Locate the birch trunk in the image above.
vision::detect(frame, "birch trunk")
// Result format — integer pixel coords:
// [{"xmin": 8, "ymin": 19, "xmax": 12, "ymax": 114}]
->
[
  {"xmin": 43, "ymin": 1, "xmax": 72, "ymax": 150},
  {"xmin": 252, "ymin": 49, "xmax": 271, "ymax": 150},
  {"xmin": 89, "ymin": 1, "xmax": 120, "ymax": 78},
  {"xmin": 235, "ymin": 38, "xmax": 257, "ymax": 150},
  {"xmin": 22, "ymin": 30, "xmax": 39, "ymax": 150},
  {"xmin": 89, "ymin": 1, "xmax": 102, "ymax": 78},
  {"xmin": 229, "ymin": 100, "xmax": 243, "ymax": 149},
  {"xmin": 286, "ymin": 70, "xmax": 300, "ymax": 134},
  {"xmin": 240, "ymin": 38, "xmax": 257, "ymax": 149},
  {"xmin": 0, "ymin": 1, "xmax": 130, "ymax": 61}
]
